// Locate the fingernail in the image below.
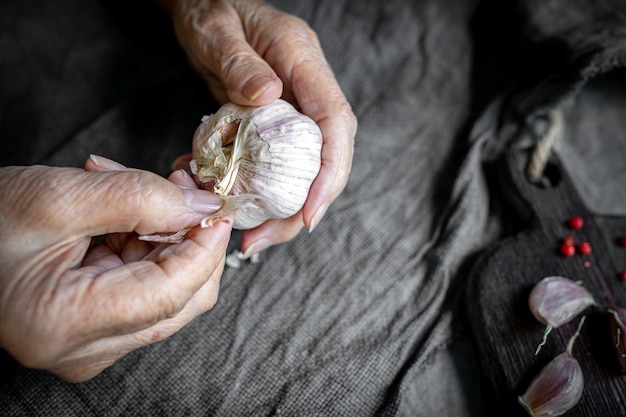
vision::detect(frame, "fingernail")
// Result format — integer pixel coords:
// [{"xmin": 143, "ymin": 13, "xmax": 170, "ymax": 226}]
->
[
  {"xmin": 89, "ymin": 154, "xmax": 126, "ymax": 170},
  {"xmin": 243, "ymin": 238, "xmax": 272, "ymax": 258},
  {"xmin": 242, "ymin": 75, "xmax": 274, "ymax": 101},
  {"xmin": 182, "ymin": 189, "xmax": 221, "ymax": 213},
  {"xmin": 173, "ymin": 169, "xmax": 197, "ymax": 189},
  {"xmin": 308, "ymin": 203, "xmax": 329, "ymax": 233}
]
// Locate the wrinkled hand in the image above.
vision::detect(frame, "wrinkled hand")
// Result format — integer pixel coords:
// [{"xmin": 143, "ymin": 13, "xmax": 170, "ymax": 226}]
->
[
  {"xmin": 0, "ymin": 156, "xmax": 233, "ymax": 382},
  {"xmin": 159, "ymin": 0, "xmax": 357, "ymax": 256}
]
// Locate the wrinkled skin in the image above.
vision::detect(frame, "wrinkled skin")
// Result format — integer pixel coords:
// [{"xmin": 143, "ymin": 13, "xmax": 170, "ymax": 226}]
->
[
  {"xmin": 158, "ymin": 0, "xmax": 358, "ymax": 255},
  {"xmin": 0, "ymin": 158, "xmax": 233, "ymax": 382},
  {"xmin": 0, "ymin": 0, "xmax": 356, "ymax": 383}
]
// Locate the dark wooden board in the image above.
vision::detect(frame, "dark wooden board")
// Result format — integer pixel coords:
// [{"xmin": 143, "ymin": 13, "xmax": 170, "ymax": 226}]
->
[{"xmin": 467, "ymin": 149, "xmax": 626, "ymax": 416}]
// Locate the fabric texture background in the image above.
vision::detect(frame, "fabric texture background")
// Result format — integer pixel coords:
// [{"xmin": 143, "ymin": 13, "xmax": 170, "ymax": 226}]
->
[{"xmin": 1, "ymin": 0, "xmax": 625, "ymax": 416}]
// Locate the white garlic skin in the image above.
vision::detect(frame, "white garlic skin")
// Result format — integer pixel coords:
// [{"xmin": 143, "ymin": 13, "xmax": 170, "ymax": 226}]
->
[
  {"xmin": 528, "ymin": 276, "xmax": 595, "ymax": 328},
  {"xmin": 191, "ymin": 99, "xmax": 322, "ymax": 229}
]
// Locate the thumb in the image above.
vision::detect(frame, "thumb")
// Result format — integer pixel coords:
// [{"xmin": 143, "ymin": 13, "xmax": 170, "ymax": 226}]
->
[{"xmin": 174, "ymin": 1, "xmax": 283, "ymax": 105}]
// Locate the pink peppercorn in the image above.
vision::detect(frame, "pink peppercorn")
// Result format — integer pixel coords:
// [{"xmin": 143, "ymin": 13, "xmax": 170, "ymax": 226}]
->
[
  {"xmin": 620, "ymin": 235, "xmax": 626, "ymax": 247},
  {"xmin": 620, "ymin": 272, "xmax": 626, "ymax": 282},
  {"xmin": 578, "ymin": 242, "xmax": 592, "ymax": 255},
  {"xmin": 560, "ymin": 243, "xmax": 576, "ymax": 257},
  {"xmin": 569, "ymin": 216, "xmax": 584, "ymax": 230}
]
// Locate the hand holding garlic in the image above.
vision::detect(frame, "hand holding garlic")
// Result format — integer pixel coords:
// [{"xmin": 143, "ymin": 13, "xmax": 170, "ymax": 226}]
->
[
  {"xmin": 0, "ymin": 158, "xmax": 232, "ymax": 382},
  {"xmin": 156, "ymin": 0, "xmax": 357, "ymax": 255}
]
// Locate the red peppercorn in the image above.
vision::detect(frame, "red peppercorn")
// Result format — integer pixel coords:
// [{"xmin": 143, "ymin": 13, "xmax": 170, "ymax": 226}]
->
[
  {"xmin": 560, "ymin": 242, "xmax": 576, "ymax": 257},
  {"xmin": 620, "ymin": 235, "xmax": 626, "ymax": 247},
  {"xmin": 578, "ymin": 242, "xmax": 592, "ymax": 255},
  {"xmin": 620, "ymin": 272, "xmax": 626, "ymax": 282},
  {"xmin": 569, "ymin": 216, "xmax": 584, "ymax": 230}
]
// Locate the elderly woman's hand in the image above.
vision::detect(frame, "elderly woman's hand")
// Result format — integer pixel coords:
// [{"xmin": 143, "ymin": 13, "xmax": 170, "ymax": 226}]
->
[
  {"xmin": 160, "ymin": 0, "xmax": 357, "ymax": 256},
  {"xmin": 0, "ymin": 156, "xmax": 232, "ymax": 382}
]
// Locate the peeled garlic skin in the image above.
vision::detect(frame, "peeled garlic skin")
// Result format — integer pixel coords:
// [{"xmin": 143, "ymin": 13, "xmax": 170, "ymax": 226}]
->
[
  {"xmin": 518, "ymin": 352, "xmax": 584, "ymax": 416},
  {"xmin": 528, "ymin": 276, "xmax": 595, "ymax": 328},
  {"xmin": 191, "ymin": 99, "xmax": 322, "ymax": 229}
]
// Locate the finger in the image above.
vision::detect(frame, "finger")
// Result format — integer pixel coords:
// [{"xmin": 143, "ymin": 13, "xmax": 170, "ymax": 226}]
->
[
  {"xmin": 4, "ymin": 214, "xmax": 232, "ymax": 374},
  {"xmin": 81, "ymin": 241, "xmax": 123, "ymax": 270},
  {"xmin": 65, "ymin": 216, "xmax": 233, "ymax": 342},
  {"xmin": 84, "ymin": 154, "xmax": 127, "ymax": 172},
  {"xmin": 301, "ymin": 106, "xmax": 356, "ymax": 232},
  {"xmin": 255, "ymin": 15, "xmax": 357, "ymax": 231},
  {"xmin": 46, "ymin": 255, "xmax": 225, "ymax": 382},
  {"xmin": 77, "ymin": 159, "xmax": 222, "ymax": 237},
  {"xmin": 240, "ymin": 212, "xmax": 304, "ymax": 257},
  {"xmin": 87, "ymin": 155, "xmax": 202, "ymax": 199},
  {"xmin": 168, "ymin": 168, "xmax": 197, "ymax": 189},
  {"xmin": 177, "ymin": 1, "xmax": 283, "ymax": 105}
]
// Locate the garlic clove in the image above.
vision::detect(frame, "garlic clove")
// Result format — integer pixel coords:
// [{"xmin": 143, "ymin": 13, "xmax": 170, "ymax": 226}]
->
[
  {"xmin": 518, "ymin": 352, "xmax": 584, "ymax": 417},
  {"xmin": 191, "ymin": 99, "xmax": 322, "ymax": 230},
  {"xmin": 529, "ymin": 276, "xmax": 595, "ymax": 328},
  {"xmin": 607, "ymin": 306, "xmax": 626, "ymax": 372},
  {"xmin": 519, "ymin": 317, "xmax": 586, "ymax": 417}
]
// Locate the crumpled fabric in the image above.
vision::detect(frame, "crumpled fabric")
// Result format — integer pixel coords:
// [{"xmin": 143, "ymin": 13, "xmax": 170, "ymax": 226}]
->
[{"xmin": 1, "ymin": 0, "xmax": 625, "ymax": 416}]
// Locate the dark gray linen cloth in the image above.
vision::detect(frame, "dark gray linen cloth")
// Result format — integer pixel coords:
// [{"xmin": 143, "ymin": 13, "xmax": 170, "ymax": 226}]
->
[{"xmin": 1, "ymin": 0, "xmax": 625, "ymax": 415}]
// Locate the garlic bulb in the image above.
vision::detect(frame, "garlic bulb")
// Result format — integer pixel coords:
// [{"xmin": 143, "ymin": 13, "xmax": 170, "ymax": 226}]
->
[
  {"xmin": 518, "ymin": 317, "xmax": 586, "ymax": 417},
  {"xmin": 190, "ymin": 99, "xmax": 322, "ymax": 229}
]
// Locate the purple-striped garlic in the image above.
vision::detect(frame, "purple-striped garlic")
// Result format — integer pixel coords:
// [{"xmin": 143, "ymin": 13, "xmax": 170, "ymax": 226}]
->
[
  {"xmin": 529, "ymin": 276, "xmax": 595, "ymax": 354},
  {"xmin": 190, "ymin": 99, "xmax": 322, "ymax": 230},
  {"xmin": 518, "ymin": 317, "xmax": 586, "ymax": 417}
]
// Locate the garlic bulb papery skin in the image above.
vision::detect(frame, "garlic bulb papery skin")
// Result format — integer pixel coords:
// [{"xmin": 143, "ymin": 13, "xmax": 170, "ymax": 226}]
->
[
  {"xmin": 190, "ymin": 99, "xmax": 322, "ymax": 230},
  {"xmin": 518, "ymin": 317, "xmax": 586, "ymax": 417},
  {"xmin": 528, "ymin": 276, "xmax": 595, "ymax": 328}
]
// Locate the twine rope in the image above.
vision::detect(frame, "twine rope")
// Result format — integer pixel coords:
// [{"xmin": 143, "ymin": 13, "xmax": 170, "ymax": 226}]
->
[{"xmin": 526, "ymin": 109, "xmax": 564, "ymax": 183}]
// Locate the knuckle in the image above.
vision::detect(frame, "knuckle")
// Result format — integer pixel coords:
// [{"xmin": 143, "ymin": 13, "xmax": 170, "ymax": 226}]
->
[
  {"xmin": 107, "ymin": 171, "xmax": 167, "ymax": 211},
  {"xmin": 220, "ymin": 49, "xmax": 262, "ymax": 80},
  {"xmin": 294, "ymin": 25, "xmax": 321, "ymax": 51},
  {"xmin": 157, "ymin": 290, "xmax": 188, "ymax": 322},
  {"xmin": 280, "ymin": 14, "xmax": 319, "ymax": 43},
  {"xmin": 339, "ymin": 102, "xmax": 358, "ymax": 131}
]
